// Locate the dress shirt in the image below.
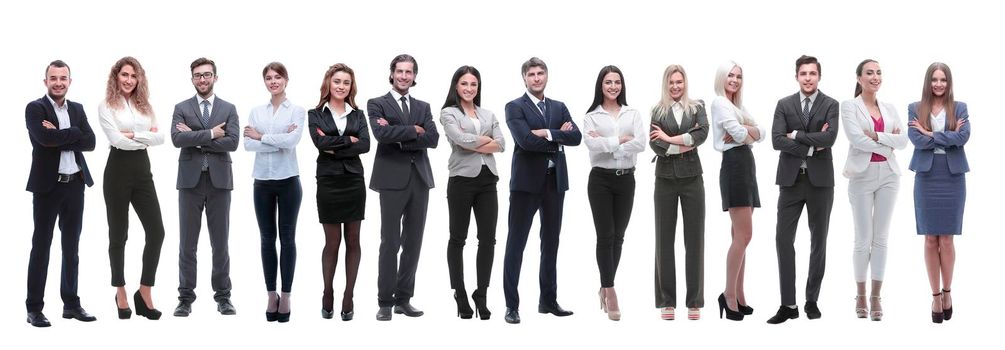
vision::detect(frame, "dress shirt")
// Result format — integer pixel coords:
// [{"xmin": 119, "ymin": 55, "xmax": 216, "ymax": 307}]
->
[
  {"xmin": 583, "ymin": 105, "xmax": 647, "ymax": 169},
  {"xmin": 244, "ymin": 98, "xmax": 306, "ymax": 180},
  {"xmin": 710, "ymin": 96, "xmax": 766, "ymax": 152},
  {"xmin": 323, "ymin": 102, "xmax": 353, "ymax": 135},
  {"xmin": 98, "ymin": 98, "xmax": 164, "ymax": 150},
  {"xmin": 931, "ymin": 110, "xmax": 947, "ymax": 154},
  {"xmin": 47, "ymin": 94, "xmax": 80, "ymax": 174},
  {"xmin": 195, "ymin": 94, "xmax": 216, "ymax": 140},
  {"xmin": 390, "ymin": 90, "xmax": 410, "ymax": 115}
]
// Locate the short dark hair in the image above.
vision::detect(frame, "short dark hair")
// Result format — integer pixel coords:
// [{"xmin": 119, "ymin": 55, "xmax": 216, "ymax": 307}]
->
[
  {"xmin": 262, "ymin": 62, "xmax": 289, "ymax": 80},
  {"xmin": 388, "ymin": 54, "xmax": 418, "ymax": 86},
  {"xmin": 46, "ymin": 59, "xmax": 70, "ymax": 77},
  {"xmin": 521, "ymin": 57, "xmax": 548, "ymax": 76},
  {"xmin": 190, "ymin": 57, "xmax": 217, "ymax": 74},
  {"xmin": 795, "ymin": 55, "xmax": 820, "ymax": 76}
]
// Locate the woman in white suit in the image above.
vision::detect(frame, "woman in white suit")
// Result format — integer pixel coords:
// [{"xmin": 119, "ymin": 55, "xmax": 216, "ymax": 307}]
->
[{"xmin": 840, "ymin": 59, "xmax": 907, "ymax": 321}]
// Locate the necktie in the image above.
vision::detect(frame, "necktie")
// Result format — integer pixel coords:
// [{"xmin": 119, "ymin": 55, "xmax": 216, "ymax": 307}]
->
[
  {"xmin": 802, "ymin": 97, "xmax": 811, "ymax": 119},
  {"xmin": 202, "ymin": 100, "xmax": 211, "ymax": 125},
  {"xmin": 537, "ymin": 100, "xmax": 548, "ymax": 124},
  {"xmin": 399, "ymin": 96, "xmax": 410, "ymax": 123}
]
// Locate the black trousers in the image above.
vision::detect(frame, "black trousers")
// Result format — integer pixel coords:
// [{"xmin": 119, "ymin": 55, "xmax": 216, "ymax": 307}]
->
[
  {"xmin": 587, "ymin": 168, "xmax": 636, "ymax": 288},
  {"xmin": 253, "ymin": 176, "xmax": 302, "ymax": 293},
  {"xmin": 377, "ymin": 167, "xmax": 429, "ymax": 307},
  {"xmin": 104, "ymin": 148, "xmax": 165, "ymax": 287},
  {"xmin": 776, "ymin": 172, "xmax": 833, "ymax": 305},
  {"xmin": 446, "ymin": 166, "xmax": 498, "ymax": 292},
  {"xmin": 503, "ymin": 172, "xmax": 565, "ymax": 310},
  {"xmin": 26, "ymin": 174, "xmax": 85, "ymax": 312},
  {"xmin": 654, "ymin": 175, "xmax": 705, "ymax": 308}
]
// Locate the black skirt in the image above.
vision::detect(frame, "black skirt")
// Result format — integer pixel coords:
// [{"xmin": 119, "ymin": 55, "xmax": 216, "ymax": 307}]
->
[
  {"xmin": 316, "ymin": 174, "xmax": 366, "ymax": 223},
  {"xmin": 719, "ymin": 146, "xmax": 760, "ymax": 211}
]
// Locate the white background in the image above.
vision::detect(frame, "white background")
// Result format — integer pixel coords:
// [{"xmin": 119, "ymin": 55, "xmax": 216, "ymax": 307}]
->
[{"xmin": 2, "ymin": 0, "xmax": 997, "ymax": 347}]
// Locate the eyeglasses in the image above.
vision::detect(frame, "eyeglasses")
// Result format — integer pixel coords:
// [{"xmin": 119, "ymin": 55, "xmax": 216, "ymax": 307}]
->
[{"xmin": 192, "ymin": 72, "xmax": 215, "ymax": 80}]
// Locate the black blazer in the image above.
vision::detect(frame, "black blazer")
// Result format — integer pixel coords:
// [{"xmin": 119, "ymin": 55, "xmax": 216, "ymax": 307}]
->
[
  {"xmin": 25, "ymin": 96, "xmax": 95, "ymax": 193},
  {"xmin": 504, "ymin": 94, "xmax": 581, "ymax": 193},
  {"xmin": 308, "ymin": 107, "xmax": 371, "ymax": 176},
  {"xmin": 649, "ymin": 102, "xmax": 709, "ymax": 179},
  {"xmin": 367, "ymin": 93, "xmax": 438, "ymax": 190},
  {"xmin": 771, "ymin": 91, "xmax": 839, "ymax": 187}
]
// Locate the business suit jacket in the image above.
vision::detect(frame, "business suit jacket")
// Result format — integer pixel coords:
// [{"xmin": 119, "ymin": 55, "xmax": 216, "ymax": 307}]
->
[
  {"xmin": 504, "ymin": 94, "xmax": 582, "ymax": 193},
  {"xmin": 309, "ymin": 107, "xmax": 371, "ymax": 176},
  {"xmin": 25, "ymin": 96, "xmax": 96, "ymax": 192},
  {"xmin": 367, "ymin": 93, "xmax": 438, "ymax": 190},
  {"xmin": 841, "ymin": 96, "xmax": 908, "ymax": 178},
  {"xmin": 907, "ymin": 101, "xmax": 970, "ymax": 174},
  {"xmin": 440, "ymin": 106, "xmax": 506, "ymax": 178},
  {"xmin": 772, "ymin": 91, "xmax": 840, "ymax": 187},
  {"xmin": 649, "ymin": 102, "xmax": 709, "ymax": 179},
  {"xmin": 170, "ymin": 96, "xmax": 240, "ymax": 190}
]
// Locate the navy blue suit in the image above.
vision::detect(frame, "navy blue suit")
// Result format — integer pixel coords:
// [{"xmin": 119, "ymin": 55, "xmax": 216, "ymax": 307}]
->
[{"xmin": 502, "ymin": 93, "xmax": 581, "ymax": 310}]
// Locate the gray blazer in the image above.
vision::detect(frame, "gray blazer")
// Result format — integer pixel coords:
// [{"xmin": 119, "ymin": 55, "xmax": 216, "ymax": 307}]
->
[
  {"xmin": 440, "ymin": 106, "xmax": 505, "ymax": 177},
  {"xmin": 170, "ymin": 96, "xmax": 240, "ymax": 190},
  {"xmin": 649, "ymin": 102, "xmax": 709, "ymax": 179}
]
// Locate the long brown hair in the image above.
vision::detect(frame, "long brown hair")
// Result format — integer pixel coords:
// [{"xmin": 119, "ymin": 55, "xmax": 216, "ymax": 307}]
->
[
  {"xmin": 916, "ymin": 62, "xmax": 957, "ymax": 131},
  {"xmin": 316, "ymin": 63, "xmax": 358, "ymax": 110},
  {"xmin": 105, "ymin": 56, "xmax": 154, "ymax": 118}
]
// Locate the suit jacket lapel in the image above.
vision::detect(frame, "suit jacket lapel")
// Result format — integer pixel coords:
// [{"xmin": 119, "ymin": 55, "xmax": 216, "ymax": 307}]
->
[
  {"xmin": 40, "ymin": 96, "xmax": 58, "ymax": 125},
  {"xmin": 188, "ymin": 97, "xmax": 206, "ymax": 129},
  {"xmin": 521, "ymin": 95, "xmax": 546, "ymax": 122},
  {"xmin": 475, "ymin": 107, "xmax": 488, "ymax": 135}
]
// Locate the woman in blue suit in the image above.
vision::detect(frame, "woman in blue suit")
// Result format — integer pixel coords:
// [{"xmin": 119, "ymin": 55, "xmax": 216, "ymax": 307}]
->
[{"xmin": 907, "ymin": 62, "xmax": 969, "ymax": 324}]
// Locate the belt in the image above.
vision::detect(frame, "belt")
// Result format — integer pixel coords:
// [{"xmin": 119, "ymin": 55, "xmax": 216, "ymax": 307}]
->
[
  {"xmin": 798, "ymin": 167, "xmax": 808, "ymax": 175},
  {"xmin": 57, "ymin": 172, "xmax": 81, "ymax": 183},
  {"xmin": 594, "ymin": 167, "xmax": 635, "ymax": 176},
  {"xmin": 545, "ymin": 167, "xmax": 555, "ymax": 175}
]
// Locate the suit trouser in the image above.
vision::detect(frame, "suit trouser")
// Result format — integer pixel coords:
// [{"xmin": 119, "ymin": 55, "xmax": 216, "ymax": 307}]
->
[
  {"xmin": 654, "ymin": 175, "xmax": 705, "ymax": 308},
  {"xmin": 26, "ymin": 176, "xmax": 85, "ymax": 312},
  {"xmin": 178, "ymin": 171, "xmax": 232, "ymax": 302},
  {"xmin": 253, "ymin": 176, "xmax": 302, "ymax": 293},
  {"xmin": 776, "ymin": 172, "xmax": 834, "ymax": 305},
  {"xmin": 446, "ymin": 166, "xmax": 498, "ymax": 292},
  {"xmin": 104, "ymin": 148, "xmax": 165, "ymax": 287},
  {"xmin": 377, "ymin": 167, "xmax": 429, "ymax": 307},
  {"xmin": 503, "ymin": 172, "xmax": 564, "ymax": 310},
  {"xmin": 849, "ymin": 162, "xmax": 898, "ymax": 282},
  {"xmin": 587, "ymin": 169, "xmax": 635, "ymax": 288}
]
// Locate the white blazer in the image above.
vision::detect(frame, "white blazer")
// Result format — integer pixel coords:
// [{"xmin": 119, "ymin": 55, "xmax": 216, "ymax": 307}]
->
[{"xmin": 840, "ymin": 95, "xmax": 908, "ymax": 178}]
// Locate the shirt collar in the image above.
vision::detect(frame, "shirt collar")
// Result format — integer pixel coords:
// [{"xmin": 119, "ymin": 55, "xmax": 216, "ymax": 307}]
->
[
  {"xmin": 525, "ymin": 91, "xmax": 546, "ymax": 106},
  {"xmin": 46, "ymin": 94, "xmax": 68, "ymax": 111},
  {"xmin": 390, "ymin": 90, "xmax": 409, "ymax": 103},
  {"xmin": 197, "ymin": 94, "xmax": 216, "ymax": 106},
  {"xmin": 323, "ymin": 102, "xmax": 354, "ymax": 117},
  {"xmin": 800, "ymin": 90, "xmax": 819, "ymax": 104}
]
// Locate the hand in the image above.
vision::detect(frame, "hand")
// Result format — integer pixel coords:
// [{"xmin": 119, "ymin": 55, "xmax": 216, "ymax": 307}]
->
[
  {"xmin": 478, "ymin": 135, "xmax": 493, "ymax": 145},
  {"xmin": 175, "ymin": 123, "xmax": 192, "ymax": 132},
  {"xmin": 324, "ymin": 150, "xmax": 335, "ymax": 154},
  {"xmin": 243, "ymin": 126, "xmax": 262, "ymax": 140},
  {"xmin": 41, "ymin": 120, "xmax": 56, "ymax": 129},
  {"xmin": 955, "ymin": 118, "xmax": 967, "ymax": 131},
  {"xmin": 816, "ymin": 147, "xmax": 826, "ymax": 151},
  {"xmin": 150, "ymin": 126, "xmax": 158, "ymax": 133},
  {"xmin": 350, "ymin": 136, "xmax": 359, "ymax": 143},
  {"xmin": 892, "ymin": 127, "xmax": 902, "ymax": 134},
  {"xmin": 287, "ymin": 124, "xmax": 298, "ymax": 133},
  {"xmin": 821, "ymin": 122, "xmax": 830, "ymax": 132},
  {"xmin": 618, "ymin": 135, "xmax": 634, "ymax": 144},
  {"xmin": 531, "ymin": 129, "xmax": 548, "ymax": 138},
  {"xmin": 787, "ymin": 130, "xmax": 797, "ymax": 140},
  {"xmin": 649, "ymin": 124, "xmax": 671, "ymax": 142},
  {"xmin": 211, "ymin": 123, "xmax": 226, "ymax": 139},
  {"xmin": 587, "ymin": 130, "xmax": 600, "ymax": 138},
  {"xmin": 376, "ymin": 118, "xmax": 389, "ymax": 126},
  {"xmin": 120, "ymin": 131, "xmax": 135, "ymax": 139},
  {"xmin": 316, "ymin": 127, "xmax": 326, "ymax": 136},
  {"xmin": 722, "ymin": 134, "xmax": 735, "ymax": 144},
  {"xmin": 679, "ymin": 145, "xmax": 694, "ymax": 153},
  {"xmin": 560, "ymin": 122, "xmax": 574, "ymax": 131},
  {"xmin": 413, "ymin": 125, "xmax": 426, "ymax": 134},
  {"xmin": 863, "ymin": 129, "xmax": 878, "ymax": 141}
]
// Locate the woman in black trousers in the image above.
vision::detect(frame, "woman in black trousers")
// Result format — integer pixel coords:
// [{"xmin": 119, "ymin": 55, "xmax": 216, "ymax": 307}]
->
[
  {"xmin": 308, "ymin": 64, "xmax": 370, "ymax": 321},
  {"xmin": 98, "ymin": 56, "xmax": 165, "ymax": 320},
  {"xmin": 439, "ymin": 66, "xmax": 505, "ymax": 320}
]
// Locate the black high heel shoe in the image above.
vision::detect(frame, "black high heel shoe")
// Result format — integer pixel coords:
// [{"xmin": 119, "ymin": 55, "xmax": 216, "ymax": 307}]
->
[
  {"xmin": 717, "ymin": 293, "xmax": 744, "ymax": 321},
  {"xmin": 472, "ymin": 289, "xmax": 491, "ymax": 320},
  {"xmin": 454, "ymin": 289, "xmax": 474, "ymax": 319},
  {"xmin": 134, "ymin": 291, "xmax": 162, "ymax": 320},
  {"xmin": 115, "ymin": 294, "xmax": 131, "ymax": 319},
  {"xmin": 942, "ymin": 289, "xmax": 953, "ymax": 321},
  {"xmin": 931, "ymin": 292, "xmax": 944, "ymax": 324},
  {"xmin": 341, "ymin": 298, "xmax": 354, "ymax": 321},
  {"xmin": 738, "ymin": 303, "xmax": 754, "ymax": 315}
]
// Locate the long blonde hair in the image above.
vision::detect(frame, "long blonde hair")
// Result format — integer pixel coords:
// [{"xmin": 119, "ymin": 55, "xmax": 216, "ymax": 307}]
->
[
  {"xmin": 713, "ymin": 60, "xmax": 753, "ymax": 125},
  {"xmin": 105, "ymin": 56, "xmax": 154, "ymax": 119},
  {"xmin": 655, "ymin": 64, "xmax": 699, "ymax": 117}
]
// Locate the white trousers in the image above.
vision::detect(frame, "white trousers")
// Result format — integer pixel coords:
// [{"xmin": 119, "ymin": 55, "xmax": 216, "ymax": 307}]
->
[{"xmin": 848, "ymin": 161, "xmax": 899, "ymax": 282}]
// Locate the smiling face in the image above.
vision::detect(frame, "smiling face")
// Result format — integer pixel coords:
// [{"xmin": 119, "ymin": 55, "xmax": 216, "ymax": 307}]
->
[
  {"xmin": 117, "ymin": 64, "xmax": 138, "ymax": 97},
  {"xmin": 263, "ymin": 69, "xmax": 287, "ymax": 97},
  {"xmin": 601, "ymin": 71, "xmax": 623, "ymax": 103},
  {"xmin": 796, "ymin": 63, "xmax": 820, "ymax": 96},
  {"xmin": 191, "ymin": 63, "xmax": 216, "ymax": 97},
  {"xmin": 330, "ymin": 71, "xmax": 352, "ymax": 103},
  {"xmin": 523, "ymin": 66, "xmax": 548, "ymax": 97},
  {"xmin": 857, "ymin": 61, "xmax": 882, "ymax": 94},
  {"xmin": 456, "ymin": 73, "xmax": 479, "ymax": 105},
  {"xmin": 391, "ymin": 61, "xmax": 415, "ymax": 95},
  {"xmin": 725, "ymin": 65, "xmax": 742, "ymax": 95},
  {"xmin": 44, "ymin": 65, "xmax": 71, "ymax": 102},
  {"xmin": 930, "ymin": 68, "xmax": 948, "ymax": 97},
  {"xmin": 668, "ymin": 71, "xmax": 685, "ymax": 101}
]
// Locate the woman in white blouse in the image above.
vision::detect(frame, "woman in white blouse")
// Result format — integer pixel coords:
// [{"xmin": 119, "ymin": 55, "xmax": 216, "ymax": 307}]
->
[
  {"xmin": 710, "ymin": 61, "xmax": 766, "ymax": 321},
  {"xmin": 99, "ymin": 56, "xmax": 166, "ymax": 320},
  {"xmin": 841, "ymin": 59, "xmax": 906, "ymax": 321},
  {"xmin": 243, "ymin": 62, "xmax": 306, "ymax": 322},
  {"xmin": 582, "ymin": 65, "xmax": 647, "ymax": 321}
]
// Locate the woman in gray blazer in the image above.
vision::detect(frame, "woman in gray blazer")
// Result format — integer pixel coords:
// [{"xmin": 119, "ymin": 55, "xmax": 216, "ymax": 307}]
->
[{"xmin": 439, "ymin": 66, "xmax": 505, "ymax": 320}]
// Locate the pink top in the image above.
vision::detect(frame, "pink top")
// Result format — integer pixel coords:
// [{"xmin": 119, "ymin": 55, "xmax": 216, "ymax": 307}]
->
[{"xmin": 870, "ymin": 115, "xmax": 887, "ymax": 162}]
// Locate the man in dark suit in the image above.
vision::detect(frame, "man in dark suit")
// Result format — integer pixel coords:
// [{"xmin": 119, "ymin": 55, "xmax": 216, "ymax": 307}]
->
[
  {"xmin": 502, "ymin": 57, "xmax": 582, "ymax": 324},
  {"xmin": 24, "ymin": 60, "xmax": 97, "ymax": 327},
  {"xmin": 170, "ymin": 57, "xmax": 240, "ymax": 317},
  {"xmin": 768, "ymin": 55, "xmax": 839, "ymax": 324},
  {"xmin": 367, "ymin": 54, "xmax": 439, "ymax": 321}
]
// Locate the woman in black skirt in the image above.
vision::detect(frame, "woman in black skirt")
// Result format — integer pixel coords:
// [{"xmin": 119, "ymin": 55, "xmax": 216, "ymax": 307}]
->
[{"xmin": 308, "ymin": 64, "xmax": 371, "ymax": 321}]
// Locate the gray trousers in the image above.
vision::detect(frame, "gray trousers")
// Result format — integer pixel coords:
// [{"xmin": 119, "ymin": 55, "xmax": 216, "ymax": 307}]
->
[
  {"xmin": 654, "ymin": 175, "xmax": 705, "ymax": 308},
  {"xmin": 178, "ymin": 172, "xmax": 232, "ymax": 302},
  {"xmin": 775, "ymin": 173, "xmax": 833, "ymax": 306},
  {"xmin": 377, "ymin": 167, "xmax": 429, "ymax": 307}
]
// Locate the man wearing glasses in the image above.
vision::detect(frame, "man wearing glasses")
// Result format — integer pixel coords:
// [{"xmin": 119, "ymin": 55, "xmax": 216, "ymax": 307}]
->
[{"xmin": 170, "ymin": 57, "xmax": 240, "ymax": 317}]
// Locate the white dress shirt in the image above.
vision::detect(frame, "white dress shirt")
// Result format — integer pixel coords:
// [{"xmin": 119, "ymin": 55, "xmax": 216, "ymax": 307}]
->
[
  {"xmin": 583, "ymin": 105, "xmax": 647, "ymax": 169},
  {"xmin": 244, "ymin": 98, "xmax": 306, "ymax": 180},
  {"xmin": 323, "ymin": 102, "xmax": 354, "ymax": 135},
  {"xmin": 710, "ymin": 96, "xmax": 766, "ymax": 152},
  {"xmin": 47, "ymin": 95, "xmax": 80, "ymax": 174},
  {"xmin": 98, "ymin": 98, "xmax": 164, "ymax": 150},
  {"xmin": 390, "ymin": 90, "xmax": 410, "ymax": 114},
  {"xmin": 931, "ymin": 110, "xmax": 947, "ymax": 154},
  {"xmin": 662, "ymin": 102, "xmax": 696, "ymax": 155}
]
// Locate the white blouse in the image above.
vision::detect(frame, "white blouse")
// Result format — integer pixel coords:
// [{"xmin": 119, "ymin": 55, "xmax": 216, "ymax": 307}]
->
[
  {"xmin": 244, "ymin": 99, "xmax": 306, "ymax": 180},
  {"xmin": 582, "ymin": 105, "xmax": 648, "ymax": 169},
  {"xmin": 931, "ymin": 110, "xmax": 946, "ymax": 154},
  {"xmin": 710, "ymin": 96, "xmax": 766, "ymax": 152},
  {"xmin": 98, "ymin": 98, "xmax": 164, "ymax": 150}
]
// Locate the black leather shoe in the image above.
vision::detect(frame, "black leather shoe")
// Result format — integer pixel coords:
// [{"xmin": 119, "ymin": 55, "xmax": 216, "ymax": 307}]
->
[
  {"xmin": 766, "ymin": 306, "xmax": 799, "ymax": 324},
  {"xmin": 804, "ymin": 301, "xmax": 822, "ymax": 320},
  {"xmin": 376, "ymin": 306, "xmax": 392, "ymax": 321},
  {"xmin": 394, "ymin": 303, "xmax": 424, "ymax": 317},
  {"xmin": 217, "ymin": 299, "xmax": 237, "ymax": 315},
  {"xmin": 62, "ymin": 307, "xmax": 97, "ymax": 322},
  {"xmin": 27, "ymin": 311, "xmax": 51, "ymax": 327},
  {"xmin": 538, "ymin": 303, "xmax": 573, "ymax": 317},
  {"xmin": 504, "ymin": 308, "xmax": 521, "ymax": 324},
  {"xmin": 174, "ymin": 300, "xmax": 192, "ymax": 317}
]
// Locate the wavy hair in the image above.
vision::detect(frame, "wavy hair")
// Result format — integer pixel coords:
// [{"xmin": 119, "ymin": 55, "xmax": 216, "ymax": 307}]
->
[
  {"xmin": 655, "ymin": 64, "xmax": 698, "ymax": 116},
  {"xmin": 105, "ymin": 56, "xmax": 154, "ymax": 119},
  {"xmin": 316, "ymin": 63, "xmax": 358, "ymax": 110}
]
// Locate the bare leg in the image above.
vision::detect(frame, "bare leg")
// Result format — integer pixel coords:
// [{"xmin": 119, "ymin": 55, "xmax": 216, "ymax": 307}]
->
[
  {"xmin": 138, "ymin": 284, "xmax": 155, "ymax": 309},
  {"xmin": 725, "ymin": 207, "xmax": 753, "ymax": 311},
  {"xmin": 856, "ymin": 282, "xmax": 867, "ymax": 314},
  {"xmin": 116, "ymin": 286, "xmax": 129, "ymax": 309},
  {"xmin": 924, "ymin": 236, "xmax": 942, "ymax": 312},
  {"xmin": 939, "ymin": 235, "xmax": 955, "ymax": 309}
]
